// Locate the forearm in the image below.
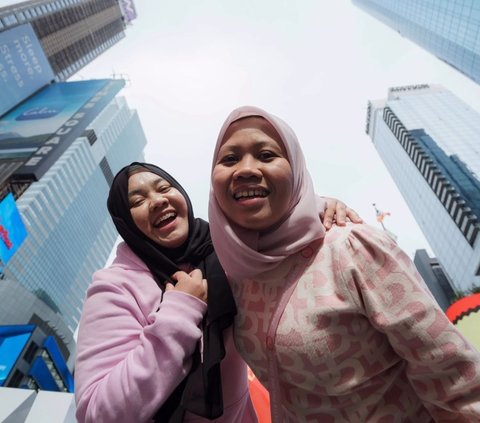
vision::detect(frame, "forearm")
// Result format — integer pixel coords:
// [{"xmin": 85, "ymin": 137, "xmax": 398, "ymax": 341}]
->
[{"xmin": 75, "ymin": 290, "xmax": 207, "ymax": 423}]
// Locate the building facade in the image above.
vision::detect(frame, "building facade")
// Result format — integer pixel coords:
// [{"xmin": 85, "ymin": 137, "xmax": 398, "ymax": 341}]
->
[
  {"xmin": 1, "ymin": 79, "xmax": 146, "ymax": 332},
  {"xmin": 0, "ymin": 279, "xmax": 75, "ymax": 392},
  {"xmin": 413, "ymin": 249, "xmax": 456, "ymax": 311},
  {"xmin": 366, "ymin": 84, "xmax": 480, "ymax": 292},
  {"xmin": 0, "ymin": 0, "xmax": 135, "ymax": 81},
  {"xmin": 352, "ymin": 0, "xmax": 480, "ymax": 84}
]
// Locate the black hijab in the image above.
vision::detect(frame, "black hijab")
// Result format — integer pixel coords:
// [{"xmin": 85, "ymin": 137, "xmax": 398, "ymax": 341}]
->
[{"xmin": 107, "ymin": 162, "xmax": 237, "ymax": 422}]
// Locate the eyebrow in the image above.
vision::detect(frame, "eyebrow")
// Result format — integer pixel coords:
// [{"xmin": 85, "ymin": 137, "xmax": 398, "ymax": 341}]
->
[
  {"xmin": 127, "ymin": 176, "xmax": 166, "ymax": 198},
  {"xmin": 220, "ymin": 140, "xmax": 279, "ymax": 152}
]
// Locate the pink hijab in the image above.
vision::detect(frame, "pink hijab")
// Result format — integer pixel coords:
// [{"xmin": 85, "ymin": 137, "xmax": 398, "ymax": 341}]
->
[{"xmin": 208, "ymin": 106, "xmax": 325, "ymax": 280}]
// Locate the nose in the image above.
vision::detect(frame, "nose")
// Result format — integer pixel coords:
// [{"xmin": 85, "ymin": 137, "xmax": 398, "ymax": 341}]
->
[
  {"xmin": 233, "ymin": 156, "xmax": 262, "ymax": 180},
  {"xmin": 149, "ymin": 192, "xmax": 168, "ymax": 210}
]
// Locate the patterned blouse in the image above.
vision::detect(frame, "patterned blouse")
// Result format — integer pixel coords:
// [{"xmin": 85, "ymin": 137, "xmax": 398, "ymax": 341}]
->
[{"xmin": 231, "ymin": 224, "xmax": 480, "ymax": 422}]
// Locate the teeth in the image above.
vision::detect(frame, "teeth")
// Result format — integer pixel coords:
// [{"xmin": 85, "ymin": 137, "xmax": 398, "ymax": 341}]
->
[
  {"xmin": 155, "ymin": 212, "xmax": 175, "ymax": 225},
  {"xmin": 234, "ymin": 189, "xmax": 268, "ymax": 199}
]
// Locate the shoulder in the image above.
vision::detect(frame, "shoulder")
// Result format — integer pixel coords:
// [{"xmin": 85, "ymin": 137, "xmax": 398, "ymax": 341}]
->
[
  {"xmin": 322, "ymin": 223, "xmax": 398, "ymax": 257},
  {"xmin": 93, "ymin": 242, "xmax": 151, "ymax": 285},
  {"xmin": 88, "ymin": 242, "xmax": 161, "ymax": 308},
  {"xmin": 321, "ymin": 223, "xmax": 419, "ymax": 291},
  {"xmin": 310, "ymin": 223, "xmax": 408, "ymax": 283}
]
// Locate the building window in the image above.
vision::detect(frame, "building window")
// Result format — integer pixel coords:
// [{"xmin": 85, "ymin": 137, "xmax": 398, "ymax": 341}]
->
[
  {"xmin": 23, "ymin": 342, "xmax": 39, "ymax": 364},
  {"xmin": 9, "ymin": 370, "xmax": 24, "ymax": 387}
]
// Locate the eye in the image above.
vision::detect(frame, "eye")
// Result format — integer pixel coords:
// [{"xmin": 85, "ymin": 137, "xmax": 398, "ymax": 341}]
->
[
  {"xmin": 157, "ymin": 184, "xmax": 172, "ymax": 193},
  {"xmin": 218, "ymin": 154, "xmax": 238, "ymax": 165},
  {"xmin": 129, "ymin": 197, "xmax": 144, "ymax": 208},
  {"xmin": 259, "ymin": 150, "xmax": 277, "ymax": 161}
]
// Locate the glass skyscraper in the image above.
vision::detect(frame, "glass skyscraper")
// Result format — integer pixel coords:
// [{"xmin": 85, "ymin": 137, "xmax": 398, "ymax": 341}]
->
[
  {"xmin": 366, "ymin": 84, "xmax": 480, "ymax": 292},
  {"xmin": 2, "ymin": 91, "xmax": 146, "ymax": 332},
  {"xmin": 0, "ymin": 0, "xmax": 136, "ymax": 81},
  {"xmin": 352, "ymin": 0, "xmax": 480, "ymax": 84}
]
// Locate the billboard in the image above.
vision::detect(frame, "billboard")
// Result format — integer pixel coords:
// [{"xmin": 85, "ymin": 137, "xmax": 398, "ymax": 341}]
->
[
  {"xmin": 119, "ymin": 0, "xmax": 138, "ymax": 22},
  {"xmin": 0, "ymin": 324, "xmax": 35, "ymax": 386},
  {"xmin": 0, "ymin": 24, "xmax": 55, "ymax": 118},
  {"xmin": 0, "ymin": 193, "xmax": 28, "ymax": 270},
  {"xmin": 0, "ymin": 78, "xmax": 125, "ymax": 180}
]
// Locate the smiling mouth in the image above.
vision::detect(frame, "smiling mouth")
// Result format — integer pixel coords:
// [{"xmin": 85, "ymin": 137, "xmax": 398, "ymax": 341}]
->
[
  {"xmin": 153, "ymin": 212, "xmax": 176, "ymax": 228},
  {"xmin": 233, "ymin": 189, "xmax": 269, "ymax": 200}
]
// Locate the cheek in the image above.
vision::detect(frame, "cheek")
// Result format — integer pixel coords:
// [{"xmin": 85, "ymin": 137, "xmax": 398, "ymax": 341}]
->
[
  {"xmin": 212, "ymin": 169, "xmax": 227, "ymax": 196},
  {"xmin": 130, "ymin": 209, "xmax": 148, "ymax": 232},
  {"xmin": 276, "ymin": 166, "xmax": 294, "ymax": 206}
]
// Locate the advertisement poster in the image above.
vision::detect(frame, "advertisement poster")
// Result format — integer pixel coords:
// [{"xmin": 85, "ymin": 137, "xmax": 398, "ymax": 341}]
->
[
  {"xmin": 0, "ymin": 24, "xmax": 54, "ymax": 117},
  {"xmin": 0, "ymin": 192, "xmax": 28, "ymax": 270},
  {"xmin": 0, "ymin": 78, "xmax": 125, "ymax": 180}
]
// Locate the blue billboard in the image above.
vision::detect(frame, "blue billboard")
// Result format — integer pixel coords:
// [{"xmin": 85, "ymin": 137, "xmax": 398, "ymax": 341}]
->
[
  {"xmin": 0, "ymin": 193, "xmax": 28, "ymax": 270},
  {"xmin": 43, "ymin": 336, "xmax": 74, "ymax": 392},
  {"xmin": 0, "ymin": 24, "xmax": 55, "ymax": 118},
  {"xmin": 0, "ymin": 78, "xmax": 125, "ymax": 180},
  {"xmin": 0, "ymin": 324, "xmax": 35, "ymax": 386}
]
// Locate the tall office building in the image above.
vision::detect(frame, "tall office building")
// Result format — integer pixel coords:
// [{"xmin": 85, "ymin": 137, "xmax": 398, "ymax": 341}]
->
[
  {"xmin": 0, "ymin": 0, "xmax": 136, "ymax": 81},
  {"xmin": 352, "ymin": 0, "xmax": 480, "ymax": 84},
  {"xmin": 413, "ymin": 249, "xmax": 456, "ymax": 311},
  {"xmin": 366, "ymin": 84, "xmax": 480, "ymax": 292},
  {"xmin": 0, "ymin": 78, "xmax": 146, "ymax": 332}
]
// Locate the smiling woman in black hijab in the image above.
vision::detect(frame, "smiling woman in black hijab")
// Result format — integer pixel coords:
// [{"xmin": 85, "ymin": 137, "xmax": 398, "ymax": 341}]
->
[{"xmin": 74, "ymin": 162, "xmax": 258, "ymax": 423}]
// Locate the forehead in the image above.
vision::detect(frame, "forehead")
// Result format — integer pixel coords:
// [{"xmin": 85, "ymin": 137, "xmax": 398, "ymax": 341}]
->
[
  {"xmin": 221, "ymin": 116, "xmax": 287, "ymax": 153},
  {"xmin": 128, "ymin": 171, "xmax": 165, "ymax": 188},
  {"xmin": 223, "ymin": 117, "xmax": 282, "ymax": 143}
]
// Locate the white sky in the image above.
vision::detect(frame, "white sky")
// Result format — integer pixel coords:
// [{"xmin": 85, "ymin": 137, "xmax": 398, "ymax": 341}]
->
[{"xmin": 71, "ymin": 0, "xmax": 480, "ymax": 259}]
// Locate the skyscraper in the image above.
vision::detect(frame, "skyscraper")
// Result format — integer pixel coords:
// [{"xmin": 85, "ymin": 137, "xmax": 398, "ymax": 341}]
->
[
  {"xmin": 352, "ymin": 0, "xmax": 480, "ymax": 84},
  {"xmin": 1, "ymin": 79, "xmax": 146, "ymax": 332},
  {"xmin": 413, "ymin": 249, "xmax": 456, "ymax": 311},
  {"xmin": 0, "ymin": 0, "xmax": 136, "ymax": 81},
  {"xmin": 366, "ymin": 84, "xmax": 480, "ymax": 292}
]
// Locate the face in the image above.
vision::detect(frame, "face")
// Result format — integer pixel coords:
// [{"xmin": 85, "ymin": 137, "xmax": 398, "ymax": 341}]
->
[
  {"xmin": 128, "ymin": 171, "xmax": 189, "ymax": 248},
  {"xmin": 212, "ymin": 117, "xmax": 293, "ymax": 231}
]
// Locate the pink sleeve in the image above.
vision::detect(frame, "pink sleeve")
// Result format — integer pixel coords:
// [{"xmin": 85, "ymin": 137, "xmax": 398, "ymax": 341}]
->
[
  {"xmin": 75, "ymin": 279, "xmax": 207, "ymax": 423},
  {"xmin": 342, "ymin": 225, "xmax": 480, "ymax": 421}
]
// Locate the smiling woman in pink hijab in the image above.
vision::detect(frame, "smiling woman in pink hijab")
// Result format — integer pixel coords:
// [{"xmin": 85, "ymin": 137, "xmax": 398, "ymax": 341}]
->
[{"xmin": 208, "ymin": 106, "xmax": 480, "ymax": 422}]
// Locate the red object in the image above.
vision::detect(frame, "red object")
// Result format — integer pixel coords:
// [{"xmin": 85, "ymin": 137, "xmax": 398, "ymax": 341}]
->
[
  {"xmin": 248, "ymin": 367, "xmax": 271, "ymax": 423},
  {"xmin": 446, "ymin": 293, "xmax": 480, "ymax": 324},
  {"xmin": 0, "ymin": 225, "xmax": 13, "ymax": 249}
]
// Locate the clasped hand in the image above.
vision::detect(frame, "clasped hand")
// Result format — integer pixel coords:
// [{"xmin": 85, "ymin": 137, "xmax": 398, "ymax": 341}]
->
[{"xmin": 166, "ymin": 269, "xmax": 208, "ymax": 303}]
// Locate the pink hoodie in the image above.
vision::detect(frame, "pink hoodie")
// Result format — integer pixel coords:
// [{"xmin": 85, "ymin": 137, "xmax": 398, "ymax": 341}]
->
[{"xmin": 75, "ymin": 242, "xmax": 257, "ymax": 423}]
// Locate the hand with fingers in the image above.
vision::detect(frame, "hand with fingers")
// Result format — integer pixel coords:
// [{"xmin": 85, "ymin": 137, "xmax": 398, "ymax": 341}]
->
[
  {"xmin": 321, "ymin": 197, "xmax": 363, "ymax": 230},
  {"xmin": 166, "ymin": 269, "xmax": 208, "ymax": 303}
]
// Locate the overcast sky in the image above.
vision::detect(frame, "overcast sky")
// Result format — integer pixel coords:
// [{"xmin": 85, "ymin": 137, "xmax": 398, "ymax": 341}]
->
[{"xmin": 71, "ymin": 0, "xmax": 480, "ymax": 258}]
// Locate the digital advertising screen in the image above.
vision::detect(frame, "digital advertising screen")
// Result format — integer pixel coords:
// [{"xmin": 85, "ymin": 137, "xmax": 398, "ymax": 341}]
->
[
  {"xmin": 120, "ymin": 0, "xmax": 138, "ymax": 22},
  {"xmin": 0, "ymin": 192, "xmax": 28, "ymax": 270},
  {"xmin": 0, "ymin": 78, "xmax": 125, "ymax": 180},
  {"xmin": 0, "ymin": 324, "xmax": 35, "ymax": 386},
  {"xmin": 0, "ymin": 23, "xmax": 55, "ymax": 118}
]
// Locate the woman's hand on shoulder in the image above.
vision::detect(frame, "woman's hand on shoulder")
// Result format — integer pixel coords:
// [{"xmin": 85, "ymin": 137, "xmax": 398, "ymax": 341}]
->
[
  {"xmin": 321, "ymin": 197, "xmax": 363, "ymax": 230},
  {"xmin": 166, "ymin": 269, "xmax": 208, "ymax": 303}
]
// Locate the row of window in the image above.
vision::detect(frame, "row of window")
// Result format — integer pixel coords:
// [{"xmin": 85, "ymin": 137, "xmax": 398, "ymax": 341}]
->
[
  {"xmin": 32, "ymin": 0, "xmax": 120, "ymax": 38},
  {"xmin": 49, "ymin": 21, "xmax": 125, "ymax": 77},
  {"xmin": 383, "ymin": 107, "xmax": 479, "ymax": 247},
  {"xmin": 55, "ymin": 33, "xmax": 123, "ymax": 81},
  {"xmin": 0, "ymin": 0, "xmax": 70, "ymax": 30},
  {"xmin": 0, "ymin": 0, "xmax": 120, "ymax": 32}
]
